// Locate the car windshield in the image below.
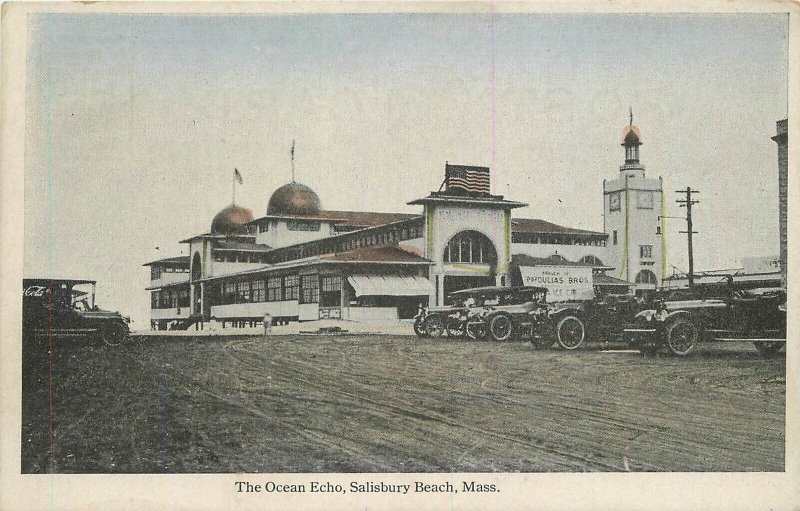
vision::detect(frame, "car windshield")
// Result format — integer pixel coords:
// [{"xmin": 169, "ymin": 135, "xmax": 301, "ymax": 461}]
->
[{"xmin": 71, "ymin": 283, "xmax": 95, "ymax": 310}]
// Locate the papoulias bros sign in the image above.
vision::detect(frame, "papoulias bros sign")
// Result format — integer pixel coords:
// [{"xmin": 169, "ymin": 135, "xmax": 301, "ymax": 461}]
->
[{"xmin": 518, "ymin": 265, "xmax": 594, "ymax": 302}]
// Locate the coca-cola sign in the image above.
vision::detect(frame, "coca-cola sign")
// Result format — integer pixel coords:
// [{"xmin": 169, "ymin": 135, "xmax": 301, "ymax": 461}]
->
[{"xmin": 23, "ymin": 285, "xmax": 48, "ymax": 297}]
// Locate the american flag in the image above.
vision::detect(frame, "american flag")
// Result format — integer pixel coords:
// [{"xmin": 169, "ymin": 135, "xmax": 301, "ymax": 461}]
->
[{"xmin": 446, "ymin": 163, "xmax": 490, "ymax": 194}]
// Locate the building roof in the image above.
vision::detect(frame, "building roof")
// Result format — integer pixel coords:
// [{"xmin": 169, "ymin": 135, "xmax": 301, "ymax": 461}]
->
[
  {"xmin": 320, "ymin": 244, "xmax": 432, "ymax": 265},
  {"xmin": 142, "ymin": 256, "xmax": 190, "ymax": 267},
  {"xmin": 593, "ymin": 274, "xmax": 633, "ymax": 286},
  {"xmin": 408, "ymin": 193, "xmax": 527, "ymax": 209},
  {"xmin": 511, "ymin": 218, "xmax": 607, "ymax": 238},
  {"xmin": 511, "ymin": 253, "xmax": 605, "ymax": 268},
  {"xmin": 250, "ymin": 209, "xmax": 420, "ymax": 229}
]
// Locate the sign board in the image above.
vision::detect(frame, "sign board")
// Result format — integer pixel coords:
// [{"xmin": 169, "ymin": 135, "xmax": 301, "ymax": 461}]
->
[{"xmin": 518, "ymin": 265, "xmax": 594, "ymax": 302}]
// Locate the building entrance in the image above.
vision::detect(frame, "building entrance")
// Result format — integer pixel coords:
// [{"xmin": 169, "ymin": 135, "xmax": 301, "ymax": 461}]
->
[{"xmin": 443, "ymin": 275, "xmax": 495, "ymax": 304}]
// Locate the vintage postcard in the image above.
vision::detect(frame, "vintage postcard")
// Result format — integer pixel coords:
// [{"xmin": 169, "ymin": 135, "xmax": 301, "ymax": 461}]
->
[{"xmin": 1, "ymin": 1, "xmax": 798, "ymax": 510}]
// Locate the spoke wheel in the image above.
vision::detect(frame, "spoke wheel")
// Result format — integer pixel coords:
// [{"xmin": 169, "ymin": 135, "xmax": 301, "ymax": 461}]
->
[
  {"xmin": 446, "ymin": 319, "xmax": 466, "ymax": 339},
  {"xmin": 465, "ymin": 320, "xmax": 487, "ymax": 341},
  {"xmin": 424, "ymin": 315, "xmax": 445, "ymax": 338},
  {"xmin": 413, "ymin": 318, "xmax": 427, "ymax": 338},
  {"xmin": 489, "ymin": 314, "xmax": 513, "ymax": 342},
  {"xmin": 665, "ymin": 317, "xmax": 697, "ymax": 356},
  {"xmin": 556, "ymin": 315, "xmax": 585, "ymax": 350},
  {"xmin": 102, "ymin": 322, "xmax": 128, "ymax": 347}
]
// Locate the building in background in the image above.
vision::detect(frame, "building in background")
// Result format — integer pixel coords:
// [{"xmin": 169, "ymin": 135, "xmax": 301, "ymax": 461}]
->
[
  {"xmin": 772, "ymin": 118, "xmax": 788, "ymax": 287},
  {"xmin": 603, "ymin": 114, "xmax": 665, "ymax": 295}
]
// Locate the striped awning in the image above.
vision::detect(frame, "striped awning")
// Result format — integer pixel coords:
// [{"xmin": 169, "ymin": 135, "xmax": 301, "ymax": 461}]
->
[{"xmin": 347, "ymin": 275, "xmax": 434, "ymax": 297}]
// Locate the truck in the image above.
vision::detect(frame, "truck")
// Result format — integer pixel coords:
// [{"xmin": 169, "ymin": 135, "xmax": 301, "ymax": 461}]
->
[{"xmin": 23, "ymin": 278, "xmax": 131, "ymax": 347}]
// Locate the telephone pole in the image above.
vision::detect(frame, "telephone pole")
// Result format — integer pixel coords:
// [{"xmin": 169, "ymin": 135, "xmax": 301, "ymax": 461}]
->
[{"xmin": 675, "ymin": 187, "xmax": 700, "ymax": 287}]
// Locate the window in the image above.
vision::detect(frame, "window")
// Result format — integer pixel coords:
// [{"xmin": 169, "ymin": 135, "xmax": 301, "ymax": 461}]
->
[
  {"xmin": 283, "ymin": 275, "xmax": 299, "ymax": 301},
  {"xmin": 443, "ymin": 230, "xmax": 497, "ymax": 264},
  {"xmin": 150, "ymin": 266, "xmax": 162, "ymax": 280},
  {"xmin": 637, "ymin": 191, "xmax": 654, "ymax": 209},
  {"xmin": 222, "ymin": 281, "xmax": 237, "ymax": 304},
  {"xmin": 640, "ymin": 245, "xmax": 653, "ymax": 259},
  {"xmin": 258, "ymin": 223, "xmax": 269, "ymax": 233},
  {"xmin": 267, "ymin": 277, "xmax": 282, "ymax": 301},
  {"xmin": 251, "ymin": 279, "xmax": 266, "ymax": 302},
  {"xmin": 236, "ymin": 281, "xmax": 250, "ymax": 303},
  {"xmin": 287, "ymin": 220, "xmax": 321, "ymax": 232},
  {"xmin": 635, "ymin": 269, "xmax": 658, "ymax": 284},
  {"xmin": 612, "ymin": 230, "xmax": 618, "ymax": 245},
  {"xmin": 320, "ymin": 275, "xmax": 342, "ymax": 307},
  {"xmin": 609, "ymin": 192, "xmax": 621, "ymax": 212},
  {"xmin": 300, "ymin": 274, "xmax": 319, "ymax": 304}
]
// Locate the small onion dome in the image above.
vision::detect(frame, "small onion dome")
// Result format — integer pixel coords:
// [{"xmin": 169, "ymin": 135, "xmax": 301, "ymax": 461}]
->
[
  {"xmin": 211, "ymin": 204, "xmax": 255, "ymax": 235},
  {"xmin": 267, "ymin": 182, "xmax": 322, "ymax": 216},
  {"xmin": 621, "ymin": 124, "xmax": 642, "ymax": 145}
]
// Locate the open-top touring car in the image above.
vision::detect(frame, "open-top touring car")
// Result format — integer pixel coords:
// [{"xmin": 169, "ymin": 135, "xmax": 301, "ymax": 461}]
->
[
  {"xmin": 414, "ymin": 286, "xmax": 549, "ymax": 342},
  {"xmin": 625, "ymin": 281, "xmax": 786, "ymax": 356}
]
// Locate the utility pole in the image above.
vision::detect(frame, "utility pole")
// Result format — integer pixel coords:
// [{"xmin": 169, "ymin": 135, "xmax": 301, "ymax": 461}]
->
[{"xmin": 675, "ymin": 187, "xmax": 700, "ymax": 287}]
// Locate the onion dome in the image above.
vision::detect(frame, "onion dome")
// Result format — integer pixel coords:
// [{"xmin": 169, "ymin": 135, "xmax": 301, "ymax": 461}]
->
[
  {"xmin": 211, "ymin": 204, "xmax": 255, "ymax": 235},
  {"xmin": 266, "ymin": 182, "xmax": 321, "ymax": 216}
]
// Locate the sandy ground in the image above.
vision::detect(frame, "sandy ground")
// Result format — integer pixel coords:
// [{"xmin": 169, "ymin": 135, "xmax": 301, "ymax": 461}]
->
[{"xmin": 21, "ymin": 333, "xmax": 785, "ymax": 473}]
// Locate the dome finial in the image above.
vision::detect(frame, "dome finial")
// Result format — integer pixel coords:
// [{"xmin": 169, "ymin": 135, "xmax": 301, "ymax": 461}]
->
[
  {"xmin": 629, "ymin": 106, "xmax": 633, "ymax": 126},
  {"xmin": 290, "ymin": 139, "xmax": 296, "ymax": 183}
]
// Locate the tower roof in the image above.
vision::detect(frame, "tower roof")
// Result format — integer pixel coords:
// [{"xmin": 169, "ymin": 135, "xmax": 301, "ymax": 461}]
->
[
  {"xmin": 211, "ymin": 204, "xmax": 255, "ymax": 235},
  {"xmin": 622, "ymin": 124, "xmax": 642, "ymax": 146}
]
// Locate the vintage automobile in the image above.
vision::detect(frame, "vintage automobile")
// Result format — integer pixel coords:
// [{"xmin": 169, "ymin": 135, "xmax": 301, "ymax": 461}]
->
[
  {"xmin": 23, "ymin": 278, "xmax": 131, "ymax": 347},
  {"xmin": 625, "ymin": 284, "xmax": 786, "ymax": 356},
  {"xmin": 413, "ymin": 286, "xmax": 550, "ymax": 341},
  {"xmin": 536, "ymin": 294, "xmax": 650, "ymax": 350},
  {"xmin": 456, "ymin": 286, "xmax": 549, "ymax": 342}
]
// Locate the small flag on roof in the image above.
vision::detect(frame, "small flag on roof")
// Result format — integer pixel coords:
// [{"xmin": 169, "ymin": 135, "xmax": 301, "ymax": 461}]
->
[{"xmin": 234, "ymin": 168, "xmax": 243, "ymax": 184}]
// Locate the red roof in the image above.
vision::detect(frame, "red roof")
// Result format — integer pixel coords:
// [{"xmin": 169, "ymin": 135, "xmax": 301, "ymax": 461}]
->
[
  {"xmin": 318, "ymin": 210, "xmax": 420, "ymax": 228},
  {"xmin": 321, "ymin": 244, "xmax": 431, "ymax": 264},
  {"xmin": 511, "ymin": 218, "xmax": 606, "ymax": 237}
]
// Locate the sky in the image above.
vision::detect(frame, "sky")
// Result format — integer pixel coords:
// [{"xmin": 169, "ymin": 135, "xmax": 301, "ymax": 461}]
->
[{"xmin": 23, "ymin": 12, "xmax": 788, "ymax": 327}]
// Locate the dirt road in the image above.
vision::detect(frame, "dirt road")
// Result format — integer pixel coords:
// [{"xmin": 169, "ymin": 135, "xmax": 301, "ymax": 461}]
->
[{"xmin": 22, "ymin": 334, "xmax": 785, "ymax": 473}]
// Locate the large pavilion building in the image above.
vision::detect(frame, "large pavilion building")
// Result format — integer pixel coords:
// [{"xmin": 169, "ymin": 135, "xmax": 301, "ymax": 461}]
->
[{"xmin": 145, "ymin": 120, "xmax": 661, "ymax": 329}]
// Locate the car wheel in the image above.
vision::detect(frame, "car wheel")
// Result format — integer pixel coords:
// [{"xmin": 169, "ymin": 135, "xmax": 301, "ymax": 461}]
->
[
  {"xmin": 556, "ymin": 315, "xmax": 585, "ymax": 350},
  {"xmin": 446, "ymin": 320, "xmax": 466, "ymax": 339},
  {"xmin": 754, "ymin": 341, "xmax": 783, "ymax": 357},
  {"xmin": 664, "ymin": 317, "xmax": 697, "ymax": 356},
  {"xmin": 102, "ymin": 322, "xmax": 129, "ymax": 347},
  {"xmin": 424, "ymin": 315, "xmax": 445, "ymax": 338},
  {"xmin": 465, "ymin": 320, "xmax": 487, "ymax": 341},
  {"xmin": 413, "ymin": 318, "xmax": 427, "ymax": 338},
  {"xmin": 488, "ymin": 314, "xmax": 513, "ymax": 342}
]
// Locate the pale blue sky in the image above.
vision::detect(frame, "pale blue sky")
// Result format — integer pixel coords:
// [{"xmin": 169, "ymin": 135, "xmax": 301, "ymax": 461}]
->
[{"xmin": 24, "ymin": 13, "xmax": 788, "ymax": 325}]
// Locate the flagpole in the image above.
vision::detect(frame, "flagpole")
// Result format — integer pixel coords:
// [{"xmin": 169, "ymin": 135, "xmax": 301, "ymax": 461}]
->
[{"xmin": 232, "ymin": 170, "xmax": 236, "ymax": 205}]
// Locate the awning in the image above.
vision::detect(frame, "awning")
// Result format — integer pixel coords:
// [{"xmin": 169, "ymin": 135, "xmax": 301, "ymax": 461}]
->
[{"xmin": 347, "ymin": 275, "xmax": 434, "ymax": 297}]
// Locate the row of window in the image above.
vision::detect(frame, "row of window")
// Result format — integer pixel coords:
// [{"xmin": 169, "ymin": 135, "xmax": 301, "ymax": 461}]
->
[
  {"xmin": 150, "ymin": 266, "xmax": 190, "ymax": 280},
  {"xmin": 151, "ymin": 288, "xmax": 190, "ymax": 309},
  {"xmin": 215, "ymin": 274, "xmax": 342, "ymax": 305},
  {"xmin": 609, "ymin": 190, "xmax": 655, "ymax": 212},
  {"xmin": 511, "ymin": 233, "xmax": 607, "ymax": 247},
  {"xmin": 443, "ymin": 231, "xmax": 497, "ymax": 264},
  {"xmin": 213, "ymin": 252, "xmax": 268, "ymax": 264}
]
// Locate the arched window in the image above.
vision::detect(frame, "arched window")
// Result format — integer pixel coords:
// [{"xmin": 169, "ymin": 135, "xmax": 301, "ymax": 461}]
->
[
  {"xmin": 443, "ymin": 231, "xmax": 497, "ymax": 264},
  {"xmin": 191, "ymin": 252, "xmax": 202, "ymax": 281},
  {"xmin": 580, "ymin": 255, "xmax": 604, "ymax": 266},
  {"xmin": 635, "ymin": 269, "xmax": 658, "ymax": 284}
]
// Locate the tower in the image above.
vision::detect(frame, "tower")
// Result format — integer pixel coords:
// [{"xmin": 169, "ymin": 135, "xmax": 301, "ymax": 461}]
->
[{"xmin": 603, "ymin": 111, "xmax": 665, "ymax": 293}]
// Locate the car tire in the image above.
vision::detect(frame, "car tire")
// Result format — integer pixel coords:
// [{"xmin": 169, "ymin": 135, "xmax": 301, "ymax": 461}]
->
[
  {"xmin": 413, "ymin": 318, "xmax": 427, "ymax": 338},
  {"xmin": 446, "ymin": 320, "xmax": 466, "ymax": 339},
  {"xmin": 102, "ymin": 322, "xmax": 129, "ymax": 347},
  {"xmin": 465, "ymin": 320, "xmax": 487, "ymax": 341},
  {"xmin": 556, "ymin": 315, "xmax": 585, "ymax": 350},
  {"xmin": 423, "ymin": 315, "xmax": 445, "ymax": 338},
  {"xmin": 488, "ymin": 314, "xmax": 513, "ymax": 342},
  {"xmin": 664, "ymin": 317, "xmax": 697, "ymax": 356}
]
